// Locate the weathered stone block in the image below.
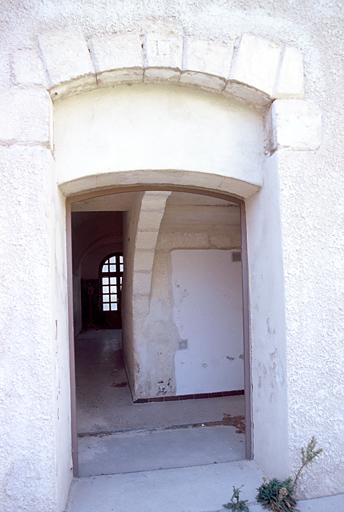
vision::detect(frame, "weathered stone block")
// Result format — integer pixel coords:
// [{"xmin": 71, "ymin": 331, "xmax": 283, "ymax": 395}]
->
[
  {"xmin": 268, "ymin": 99, "xmax": 321, "ymax": 151},
  {"xmin": 181, "ymin": 38, "xmax": 233, "ymax": 91},
  {"xmin": 0, "ymin": 87, "xmax": 52, "ymax": 146},
  {"xmin": 134, "ymin": 250, "xmax": 155, "ymax": 272},
  {"xmin": 96, "ymin": 68, "xmax": 143, "ymax": 86},
  {"xmin": 138, "ymin": 210, "xmax": 165, "ymax": 231},
  {"xmin": 144, "ymin": 30, "xmax": 182, "ymax": 82},
  {"xmin": 11, "ymin": 48, "xmax": 47, "ymax": 87},
  {"xmin": 135, "ymin": 231, "xmax": 159, "ymax": 250},
  {"xmin": 133, "ymin": 271, "xmax": 152, "ymax": 295},
  {"xmin": 230, "ymin": 33, "xmax": 282, "ymax": 98},
  {"xmin": 38, "ymin": 29, "xmax": 96, "ymax": 91},
  {"xmin": 89, "ymin": 32, "xmax": 144, "ymax": 85},
  {"xmin": 224, "ymin": 80, "xmax": 270, "ymax": 106},
  {"xmin": 275, "ymin": 46, "xmax": 304, "ymax": 99},
  {"xmin": 132, "ymin": 294, "xmax": 150, "ymax": 318},
  {"xmin": 141, "ymin": 191, "xmax": 171, "ymax": 211}
]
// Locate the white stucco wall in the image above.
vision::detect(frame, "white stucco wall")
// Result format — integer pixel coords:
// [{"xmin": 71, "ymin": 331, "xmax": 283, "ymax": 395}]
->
[
  {"xmin": 1, "ymin": 2, "xmax": 344, "ymax": 510},
  {"xmin": 172, "ymin": 249, "xmax": 244, "ymax": 395}
]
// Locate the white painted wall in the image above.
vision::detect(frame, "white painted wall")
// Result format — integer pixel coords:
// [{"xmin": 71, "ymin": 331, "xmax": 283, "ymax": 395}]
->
[
  {"xmin": 172, "ymin": 250, "xmax": 244, "ymax": 395},
  {"xmin": 131, "ymin": 193, "xmax": 242, "ymax": 399},
  {"xmin": 54, "ymin": 85, "xmax": 264, "ymax": 187},
  {"xmin": 2, "ymin": 2, "xmax": 344, "ymax": 507}
]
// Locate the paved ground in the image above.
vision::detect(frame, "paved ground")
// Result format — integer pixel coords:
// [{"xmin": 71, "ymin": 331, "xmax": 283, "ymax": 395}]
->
[
  {"xmin": 78, "ymin": 425, "xmax": 245, "ymax": 476},
  {"xmin": 67, "ymin": 460, "xmax": 264, "ymax": 512},
  {"xmin": 66, "ymin": 460, "xmax": 344, "ymax": 512}
]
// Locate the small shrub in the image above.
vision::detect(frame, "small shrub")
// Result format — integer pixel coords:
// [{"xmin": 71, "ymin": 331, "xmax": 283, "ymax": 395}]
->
[
  {"xmin": 256, "ymin": 437, "xmax": 322, "ymax": 512},
  {"xmin": 224, "ymin": 486, "xmax": 250, "ymax": 511},
  {"xmin": 256, "ymin": 477, "xmax": 296, "ymax": 512}
]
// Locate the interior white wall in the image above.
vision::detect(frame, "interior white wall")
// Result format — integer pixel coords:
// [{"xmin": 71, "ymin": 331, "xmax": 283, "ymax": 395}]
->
[
  {"xmin": 130, "ymin": 193, "xmax": 243, "ymax": 399},
  {"xmin": 53, "ymin": 85, "xmax": 264, "ymax": 187},
  {"xmin": 172, "ymin": 249, "xmax": 244, "ymax": 395}
]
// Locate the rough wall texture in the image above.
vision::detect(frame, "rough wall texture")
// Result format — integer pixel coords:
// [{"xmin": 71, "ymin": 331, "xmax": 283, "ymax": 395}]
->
[
  {"xmin": 0, "ymin": 147, "xmax": 71, "ymax": 512},
  {"xmin": 1, "ymin": 1, "xmax": 344, "ymax": 509}
]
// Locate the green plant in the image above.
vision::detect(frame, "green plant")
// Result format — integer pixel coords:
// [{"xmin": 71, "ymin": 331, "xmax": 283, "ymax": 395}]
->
[
  {"xmin": 224, "ymin": 486, "xmax": 250, "ymax": 511},
  {"xmin": 256, "ymin": 437, "xmax": 323, "ymax": 512},
  {"xmin": 256, "ymin": 477, "xmax": 296, "ymax": 512},
  {"xmin": 293, "ymin": 436, "xmax": 323, "ymax": 491}
]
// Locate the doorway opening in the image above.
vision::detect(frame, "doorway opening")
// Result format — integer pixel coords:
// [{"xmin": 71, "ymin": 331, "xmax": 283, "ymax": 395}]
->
[{"xmin": 70, "ymin": 189, "xmax": 249, "ymax": 477}]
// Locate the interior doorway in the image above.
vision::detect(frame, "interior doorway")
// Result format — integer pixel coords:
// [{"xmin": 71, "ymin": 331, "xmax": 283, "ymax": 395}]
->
[{"xmin": 70, "ymin": 189, "xmax": 249, "ymax": 477}]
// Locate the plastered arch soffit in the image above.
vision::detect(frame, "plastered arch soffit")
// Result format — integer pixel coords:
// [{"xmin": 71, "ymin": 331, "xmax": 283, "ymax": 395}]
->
[{"xmin": 5, "ymin": 27, "xmax": 321, "ymax": 198}]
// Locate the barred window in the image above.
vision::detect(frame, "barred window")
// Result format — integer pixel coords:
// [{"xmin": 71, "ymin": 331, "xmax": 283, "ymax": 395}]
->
[{"xmin": 100, "ymin": 254, "xmax": 124, "ymax": 311}]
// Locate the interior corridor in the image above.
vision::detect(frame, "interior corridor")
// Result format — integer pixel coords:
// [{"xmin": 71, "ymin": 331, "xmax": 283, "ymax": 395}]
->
[{"xmin": 75, "ymin": 329, "xmax": 245, "ymax": 477}]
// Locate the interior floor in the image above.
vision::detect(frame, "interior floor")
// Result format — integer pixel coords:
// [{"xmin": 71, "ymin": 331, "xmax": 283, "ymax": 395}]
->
[{"xmin": 75, "ymin": 329, "xmax": 246, "ymax": 476}]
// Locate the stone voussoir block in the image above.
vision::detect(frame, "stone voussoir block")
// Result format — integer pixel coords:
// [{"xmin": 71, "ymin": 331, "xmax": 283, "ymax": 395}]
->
[
  {"xmin": 0, "ymin": 87, "xmax": 52, "ymax": 146},
  {"xmin": 274, "ymin": 46, "xmax": 304, "ymax": 99},
  {"xmin": 144, "ymin": 29, "xmax": 183, "ymax": 82},
  {"xmin": 133, "ymin": 271, "xmax": 152, "ymax": 295},
  {"xmin": 135, "ymin": 231, "xmax": 159, "ymax": 250},
  {"xmin": 268, "ymin": 99, "xmax": 321, "ymax": 151},
  {"xmin": 227, "ymin": 33, "xmax": 282, "ymax": 102},
  {"xmin": 11, "ymin": 48, "xmax": 48, "ymax": 87},
  {"xmin": 38, "ymin": 28, "xmax": 96, "ymax": 98},
  {"xmin": 137, "ymin": 210, "xmax": 166, "ymax": 231},
  {"xmin": 89, "ymin": 32, "xmax": 144, "ymax": 86},
  {"xmin": 141, "ymin": 191, "xmax": 171, "ymax": 211},
  {"xmin": 134, "ymin": 250, "xmax": 155, "ymax": 272},
  {"xmin": 181, "ymin": 37, "xmax": 234, "ymax": 92}
]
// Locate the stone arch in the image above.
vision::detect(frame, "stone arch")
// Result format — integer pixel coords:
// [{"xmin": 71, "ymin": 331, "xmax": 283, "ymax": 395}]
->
[
  {"xmin": 5, "ymin": 27, "xmax": 321, "ymax": 160},
  {"xmin": 6, "ymin": 27, "xmax": 321, "ymax": 167},
  {"xmin": 34, "ymin": 29, "xmax": 304, "ymax": 104}
]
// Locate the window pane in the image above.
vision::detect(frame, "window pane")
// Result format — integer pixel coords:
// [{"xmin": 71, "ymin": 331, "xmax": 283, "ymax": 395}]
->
[
  {"xmin": 109, "ymin": 256, "xmax": 115, "ymax": 263},
  {"xmin": 103, "ymin": 294, "xmax": 109, "ymax": 303},
  {"xmin": 110, "ymin": 303, "xmax": 118, "ymax": 311},
  {"xmin": 120, "ymin": 276, "xmax": 123, "ymax": 284},
  {"xmin": 110, "ymin": 277, "xmax": 116, "ymax": 284},
  {"xmin": 103, "ymin": 303, "xmax": 110, "ymax": 311},
  {"xmin": 120, "ymin": 255, "xmax": 123, "ymax": 263},
  {"xmin": 110, "ymin": 294, "xmax": 117, "ymax": 302},
  {"xmin": 102, "ymin": 277, "xmax": 109, "ymax": 285},
  {"xmin": 102, "ymin": 264, "xmax": 108, "ymax": 273},
  {"xmin": 109, "ymin": 264, "xmax": 116, "ymax": 272},
  {"xmin": 120, "ymin": 264, "xmax": 124, "ymax": 272},
  {"xmin": 103, "ymin": 285, "xmax": 109, "ymax": 294},
  {"xmin": 110, "ymin": 285, "xmax": 117, "ymax": 293}
]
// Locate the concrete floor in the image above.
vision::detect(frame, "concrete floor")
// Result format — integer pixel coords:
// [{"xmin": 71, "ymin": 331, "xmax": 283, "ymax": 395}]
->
[{"xmin": 75, "ymin": 329, "xmax": 246, "ymax": 476}]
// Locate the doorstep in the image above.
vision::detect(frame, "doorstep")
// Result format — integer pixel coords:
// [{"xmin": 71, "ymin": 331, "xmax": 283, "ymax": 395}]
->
[
  {"xmin": 65, "ymin": 461, "xmax": 344, "ymax": 512},
  {"xmin": 66, "ymin": 460, "xmax": 264, "ymax": 512}
]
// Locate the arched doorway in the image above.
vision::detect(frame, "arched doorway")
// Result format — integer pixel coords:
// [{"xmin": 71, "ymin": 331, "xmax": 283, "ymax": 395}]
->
[
  {"xmin": 58, "ymin": 83, "xmax": 290, "ymax": 484},
  {"xmin": 69, "ymin": 188, "xmax": 251, "ymax": 477}
]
